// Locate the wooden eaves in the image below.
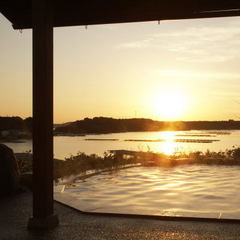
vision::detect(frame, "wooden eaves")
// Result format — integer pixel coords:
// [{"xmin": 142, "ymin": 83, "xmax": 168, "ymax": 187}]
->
[{"xmin": 0, "ymin": 0, "xmax": 240, "ymax": 29}]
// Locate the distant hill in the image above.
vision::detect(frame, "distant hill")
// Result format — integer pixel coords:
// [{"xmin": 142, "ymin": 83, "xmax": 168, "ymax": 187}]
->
[
  {"xmin": 0, "ymin": 116, "xmax": 32, "ymax": 132},
  {"xmin": 54, "ymin": 117, "xmax": 240, "ymax": 134},
  {"xmin": 0, "ymin": 116, "xmax": 32, "ymax": 139},
  {"xmin": 2, "ymin": 116, "xmax": 240, "ymax": 137},
  {"xmin": 54, "ymin": 122, "xmax": 73, "ymax": 129}
]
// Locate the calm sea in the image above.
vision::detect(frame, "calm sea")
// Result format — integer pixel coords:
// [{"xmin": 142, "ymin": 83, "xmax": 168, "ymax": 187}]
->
[{"xmin": 5, "ymin": 130, "xmax": 240, "ymax": 159}]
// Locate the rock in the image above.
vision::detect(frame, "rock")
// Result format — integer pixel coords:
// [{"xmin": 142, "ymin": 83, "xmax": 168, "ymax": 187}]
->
[{"xmin": 0, "ymin": 144, "xmax": 20, "ymax": 196}]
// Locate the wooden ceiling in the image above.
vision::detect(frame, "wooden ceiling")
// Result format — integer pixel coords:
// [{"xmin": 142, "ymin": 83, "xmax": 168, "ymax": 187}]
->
[{"xmin": 0, "ymin": 0, "xmax": 240, "ymax": 29}]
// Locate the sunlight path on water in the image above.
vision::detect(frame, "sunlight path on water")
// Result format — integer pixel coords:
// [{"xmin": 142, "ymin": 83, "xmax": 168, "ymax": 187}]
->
[
  {"xmin": 5, "ymin": 130, "xmax": 240, "ymax": 159},
  {"xmin": 159, "ymin": 131, "xmax": 177, "ymax": 155}
]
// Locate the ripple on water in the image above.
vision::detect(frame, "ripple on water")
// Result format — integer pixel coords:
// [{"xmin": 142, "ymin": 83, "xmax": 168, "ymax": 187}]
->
[{"xmin": 65, "ymin": 165, "xmax": 240, "ymax": 219}]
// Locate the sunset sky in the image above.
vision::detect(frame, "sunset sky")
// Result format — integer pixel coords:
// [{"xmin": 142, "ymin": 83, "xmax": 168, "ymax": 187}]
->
[{"xmin": 1, "ymin": 14, "xmax": 240, "ymax": 123}]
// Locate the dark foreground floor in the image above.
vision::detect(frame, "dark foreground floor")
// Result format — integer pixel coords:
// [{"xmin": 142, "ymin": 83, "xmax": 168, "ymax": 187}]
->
[{"xmin": 0, "ymin": 192, "xmax": 240, "ymax": 240}]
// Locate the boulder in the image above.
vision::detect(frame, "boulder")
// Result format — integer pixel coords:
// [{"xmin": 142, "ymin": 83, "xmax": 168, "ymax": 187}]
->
[{"xmin": 0, "ymin": 144, "xmax": 20, "ymax": 196}]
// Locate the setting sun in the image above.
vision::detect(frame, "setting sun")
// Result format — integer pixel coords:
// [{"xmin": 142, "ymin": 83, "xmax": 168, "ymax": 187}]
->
[{"xmin": 152, "ymin": 89, "xmax": 188, "ymax": 120}]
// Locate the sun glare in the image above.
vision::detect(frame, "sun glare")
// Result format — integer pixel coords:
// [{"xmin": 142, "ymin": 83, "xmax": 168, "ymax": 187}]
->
[
  {"xmin": 152, "ymin": 89, "xmax": 188, "ymax": 120},
  {"xmin": 160, "ymin": 132, "xmax": 176, "ymax": 155}
]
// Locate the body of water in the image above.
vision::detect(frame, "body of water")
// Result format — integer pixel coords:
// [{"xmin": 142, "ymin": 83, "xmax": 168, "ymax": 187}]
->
[
  {"xmin": 5, "ymin": 129, "xmax": 240, "ymax": 219},
  {"xmin": 65, "ymin": 165, "xmax": 240, "ymax": 219},
  {"xmin": 5, "ymin": 130, "xmax": 240, "ymax": 159}
]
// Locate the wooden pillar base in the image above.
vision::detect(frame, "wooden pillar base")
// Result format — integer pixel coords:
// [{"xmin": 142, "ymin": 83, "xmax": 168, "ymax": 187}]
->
[{"xmin": 28, "ymin": 214, "xmax": 59, "ymax": 230}]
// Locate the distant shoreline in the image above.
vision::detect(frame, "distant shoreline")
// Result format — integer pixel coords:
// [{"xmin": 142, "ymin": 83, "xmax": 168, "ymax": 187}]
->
[
  {"xmin": 1, "ymin": 116, "xmax": 240, "ymax": 138},
  {"xmin": 54, "ymin": 117, "xmax": 240, "ymax": 135}
]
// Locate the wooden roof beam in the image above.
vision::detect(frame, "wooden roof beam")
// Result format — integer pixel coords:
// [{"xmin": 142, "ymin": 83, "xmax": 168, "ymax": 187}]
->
[{"xmin": 0, "ymin": 0, "xmax": 240, "ymax": 29}]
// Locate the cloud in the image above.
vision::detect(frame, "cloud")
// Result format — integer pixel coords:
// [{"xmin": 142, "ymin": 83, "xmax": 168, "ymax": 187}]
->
[
  {"xmin": 157, "ymin": 24, "xmax": 240, "ymax": 63},
  {"xmin": 154, "ymin": 69, "xmax": 240, "ymax": 81},
  {"xmin": 117, "ymin": 19, "xmax": 240, "ymax": 63},
  {"xmin": 117, "ymin": 38, "xmax": 153, "ymax": 49}
]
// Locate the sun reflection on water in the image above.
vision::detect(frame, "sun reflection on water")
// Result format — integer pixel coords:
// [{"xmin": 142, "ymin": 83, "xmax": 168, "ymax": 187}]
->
[{"xmin": 160, "ymin": 131, "xmax": 177, "ymax": 155}]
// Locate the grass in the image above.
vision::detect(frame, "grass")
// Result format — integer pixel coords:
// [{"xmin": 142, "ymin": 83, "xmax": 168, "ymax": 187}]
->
[{"xmin": 16, "ymin": 147, "xmax": 240, "ymax": 181}]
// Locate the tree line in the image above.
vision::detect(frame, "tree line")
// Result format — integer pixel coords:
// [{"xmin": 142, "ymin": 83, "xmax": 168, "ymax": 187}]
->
[
  {"xmin": 1, "ymin": 116, "xmax": 240, "ymax": 135},
  {"xmin": 0, "ymin": 117, "xmax": 32, "ymax": 133},
  {"xmin": 54, "ymin": 117, "xmax": 240, "ymax": 134}
]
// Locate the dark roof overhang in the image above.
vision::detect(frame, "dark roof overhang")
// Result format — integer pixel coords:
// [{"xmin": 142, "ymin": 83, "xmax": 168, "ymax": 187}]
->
[{"xmin": 0, "ymin": 0, "xmax": 240, "ymax": 29}]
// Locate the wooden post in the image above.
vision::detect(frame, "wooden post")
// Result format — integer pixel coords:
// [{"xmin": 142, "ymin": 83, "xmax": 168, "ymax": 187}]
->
[{"xmin": 28, "ymin": 0, "xmax": 59, "ymax": 229}]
